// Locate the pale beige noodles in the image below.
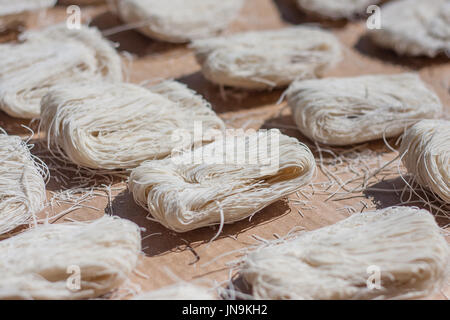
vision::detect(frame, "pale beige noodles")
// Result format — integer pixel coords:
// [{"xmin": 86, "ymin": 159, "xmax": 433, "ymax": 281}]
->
[
  {"xmin": 296, "ymin": 0, "xmax": 381, "ymax": 19},
  {"xmin": 133, "ymin": 283, "xmax": 215, "ymax": 300},
  {"xmin": 40, "ymin": 81, "xmax": 225, "ymax": 169},
  {"xmin": 241, "ymin": 206, "xmax": 449, "ymax": 300},
  {"xmin": 0, "ymin": 0, "xmax": 56, "ymax": 17},
  {"xmin": 116, "ymin": 0, "xmax": 244, "ymax": 43},
  {"xmin": 370, "ymin": 0, "xmax": 450, "ymax": 57},
  {"xmin": 400, "ymin": 120, "xmax": 450, "ymax": 203},
  {"xmin": 0, "ymin": 130, "xmax": 46, "ymax": 236},
  {"xmin": 129, "ymin": 130, "xmax": 316, "ymax": 232},
  {"xmin": 0, "ymin": 216, "xmax": 141, "ymax": 300},
  {"xmin": 0, "ymin": 24, "xmax": 122, "ymax": 119},
  {"xmin": 191, "ymin": 27, "xmax": 342, "ymax": 89},
  {"xmin": 287, "ymin": 73, "xmax": 442, "ymax": 145}
]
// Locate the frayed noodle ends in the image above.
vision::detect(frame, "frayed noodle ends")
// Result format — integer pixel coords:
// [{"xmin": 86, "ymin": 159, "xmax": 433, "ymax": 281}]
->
[
  {"xmin": 23, "ymin": 24, "xmax": 122, "ymax": 81},
  {"xmin": 116, "ymin": 0, "xmax": 244, "ymax": 43},
  {"xmin": 296, "ymin": 0, "xmax": 381, "ymax": 19},
  {"xmin": 0, "ymin": 131, "xmax": 46, "ymax": 236},
  {"xmin": 370, "ymin": 0, "xmax": 450, "ymax": 57},
  {"xmin": 191, "ymin": 27, "xmax": 342, "ymax": 89},
  {"xmin": 133, "ymin": 283, "xmax": 215, "ymax": 300},
  {"xmin": 287, "ymin": 73, "xmax": 442, "ymax": 146},
  {"xmin": 400, "ymin": 120, "xmax": 450, "ymax": 203},
  {"xmin": 0, "ymin": 216, "xmax": 141, "ymax": 300},
  {"xmin": 0, "ymin": 24, "xmax": 122, "ymax": 119},
  {"xmin": 241, "ymin": 207, "xmax": 449, "ymax": 300},
  {"xmin": 129, "ymin": 130, "xmax": 316, "ymax": 232},
  {"xmin": 0, "ymin": 0, "xmax": 56, "ymax": 17},
  {"xmin": 40, "ymin": 81, "xmax": 225, "ymax": 169}
]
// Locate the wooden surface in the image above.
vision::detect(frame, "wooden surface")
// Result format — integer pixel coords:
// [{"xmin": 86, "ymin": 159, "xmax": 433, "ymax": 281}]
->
[{"xmin": 0, "ymin": 0, "xmax": 449, "ymax": 299}]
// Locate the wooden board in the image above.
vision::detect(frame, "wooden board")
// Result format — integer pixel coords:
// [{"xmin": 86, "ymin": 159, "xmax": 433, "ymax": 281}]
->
[{"xmin": 0, "ymin": 0, "xmax": 449, "ymax": 299}]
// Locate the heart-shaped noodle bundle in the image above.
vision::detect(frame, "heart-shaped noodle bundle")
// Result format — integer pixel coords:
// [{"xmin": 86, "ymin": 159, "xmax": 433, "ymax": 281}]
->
[
  {"xmin": 129, "ymin": 130, "xmax": 316, "ymax": 232},
  {"xmin": 0, "ymin": 216, "xmax": 141, "ymax": 299},
  {"xmin": 0, "ymin": 24, "xmax": 122, "ymax": 119},
  {"xmin": 287, "ymin": 73, "xmax": 442, "ymax": 145},
  {"xmin": 40, "ymin": 81, "xmax": 225, "ymax": 169},
  {"xmin": 241, "ymin": 207, "xmax": 449, "ymax": 300},
  {"xmin": 400, "ymin": 120, "xmax": 450, "ymax": 203},
  {"xmin": 116, "ymin": 0, "xmax": 244, "ymax": 43},
  {"xmin": 190, "ymin": 27, "xmax": 342, "ymax": 89},
  {"xmin": 0, "ymin": 130, "xmax": 46, "ymax": 236}
]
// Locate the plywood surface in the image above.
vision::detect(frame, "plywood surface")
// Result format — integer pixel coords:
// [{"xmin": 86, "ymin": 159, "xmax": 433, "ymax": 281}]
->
[{"xmin": 0, "ymin": 0, "xmax": 449, "ymax": 299}]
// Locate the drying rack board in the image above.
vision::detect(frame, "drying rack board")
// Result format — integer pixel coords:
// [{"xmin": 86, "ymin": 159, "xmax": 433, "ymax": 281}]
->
[{"xmin": 0, "ymin": 0, "xmax": 449, "ymax": 299}]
